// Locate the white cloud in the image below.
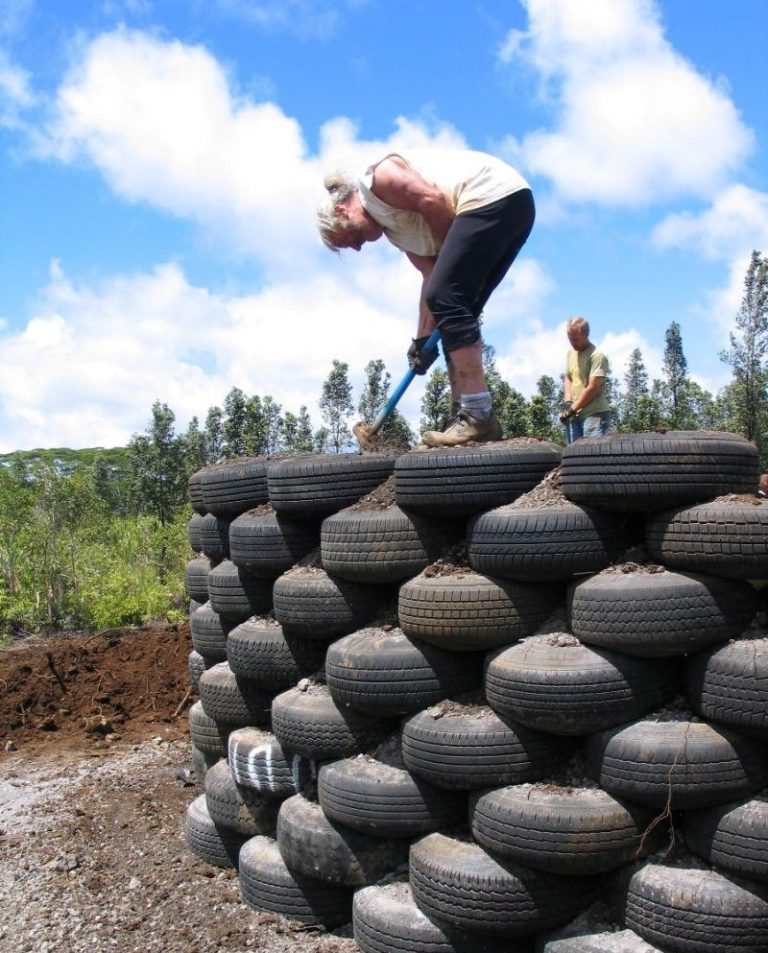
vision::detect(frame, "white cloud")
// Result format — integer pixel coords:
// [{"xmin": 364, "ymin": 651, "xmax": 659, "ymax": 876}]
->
[
  {"xmin": 0, "ymin": 50, "xmax": 35, "ymax": 127},
  {"xmin": 214, "ymin": 0, "xmax": 368, "ymax": 40},
  {"xmin": 499, "ymin": 0, "xmax": 753, "ymax": 206},
  {"xmin": 653, "ymin": 185, "xmax": 768, "ymax": 262}
]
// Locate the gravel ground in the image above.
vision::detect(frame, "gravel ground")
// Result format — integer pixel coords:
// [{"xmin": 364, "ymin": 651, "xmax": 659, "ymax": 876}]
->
[{"xmin": 0, "ymin": 736, "xmax": 358, "ymax": 953}]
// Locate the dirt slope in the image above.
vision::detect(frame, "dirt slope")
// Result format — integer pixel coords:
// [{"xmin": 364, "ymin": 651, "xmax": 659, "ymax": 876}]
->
[{"xmin": 0, "ymin": 625, "xmax": 357, "ymax": 953}]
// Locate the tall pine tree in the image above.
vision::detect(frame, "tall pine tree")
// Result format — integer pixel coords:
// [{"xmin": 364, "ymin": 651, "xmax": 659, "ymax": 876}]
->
[{"xmin": 319, "ymin": 360, "xmax": 354, "ymax": 452}]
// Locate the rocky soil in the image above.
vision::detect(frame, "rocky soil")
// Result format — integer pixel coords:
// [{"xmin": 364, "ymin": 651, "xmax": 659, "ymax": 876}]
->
[{"xmin": 0, "ymin": 624, "xmax": 357, "ymax": 953}]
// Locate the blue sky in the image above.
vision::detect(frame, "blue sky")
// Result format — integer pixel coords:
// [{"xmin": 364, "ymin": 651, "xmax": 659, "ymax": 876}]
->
[{"xmin": 0, "ymin": 0, "xmax": 766, "ymax": 451}]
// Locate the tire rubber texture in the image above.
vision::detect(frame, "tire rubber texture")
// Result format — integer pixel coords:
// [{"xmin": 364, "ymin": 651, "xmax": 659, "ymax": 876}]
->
[
  {"xmin": 199, "ymin": 458, "xmax": 270, "ymax": 517},
  {"xmin": 470, "ymin": 784, "xmax": 655, "ymax": 875},
  {"xmin": 586, "ymin": 719, "xmax": 768, "ymax": 809},
  {"xmin": 353, "ymin": 880, "xmax": 512, "ymax": 953},
  {"xmin": 272, "ymin": 567, "xmax": 391, "ymax": 638},
  {"xmin": 204, "ymin": 759, "xmax": 280, "ymax": 836},
  {"xmin": 267, "ymin": 453, "xmax": 396, "ymax": 518},
  {"xmin": 271, "ymin": 684, "xmax": 394, "ymax": 760},
  {"xmin": 560, "ymin": 431, "xmax": 759, "ymax": 512},
  {"xmin": 226, "ymin": 619, "xmax": 326, "ymax": 688},
  {"xmin": 401, "ymin": 704, "xmax": 575, "ymax": 791},
  {"xmin": 317, "ymin": 756, "xmax": 467, "ymax": 837},
  {"xmin": 188, "ymin": 512, "xmax": 206, "ymax": 553},
  {"xmin": 325, "ymin": 629, "xmax": 483, "ymax": 717},
  {"xmin": 229, "ymin": 509, "xmax": 320, "ymax": 577},
  {"xmin": 685, "ymin": 637, "xmax": 768, "ymax": 739},
  {"xmin": 645, "ymin": 500, "xmax": 768, "ymax": 579},
  {"xmin": 238, "ymin": 835, "xmax": 353, "ymax": 928},
  {"xmin": 188, "ymin": 700, "xmax": 230, "ymax": 757},
  {"xmin": 190, "ymin": 602, "xmax": 234, "ymax": 663},
  {"xmin": 394, "ymin": 442, "xmax": 562, "ymax": 517},
  {"xmin": 399, "ymin": 571, "xmax": 561, "ymax": 651},
  {"xmin": 484, "ymin": 635, "xmax": 679, "ymax": 735},
  {"xmin": 568, "ymin": 569, "xmax": 758, "ymax": 657},
  {"xmin": 227, "ymin": 726, "xmax": 297, "ymax": 798},
  {"xmin": 188, "ymin": 468, "xmax": 208, "ymax": 515},
  {"xmin": 206, "ymin": 559, "xmax": 273, "ymax": 621},
  {"xmin": 276, "ymin": 793, "xmax": 409, "ymax": 886},
  {"xmin": 684, "ymin": 795, "xmax": 768, "ymax": 883},
  {"xmin": 615, "ymin": 861, "xmax": 768, "ymax": 953},
  {"xmin": 467, "ymin": 503, "xmax": 633, "ymax": 582},
  {"xmin": 188, "ymin": 649, "xmax": 211, "ymax": 694},
  {"xmin": 198, "ymin": 662, "xmax": 274, "ymax": 728},
  {"xmin": 191, "ymin": 745, "xmax": 220, "ymax": 787},
  {"xmin": 197, "ymin": 513, "xmax": 232, "ymax": 562},
  {"xmin": 409, "ymin": 832, "xmax": 600, "ymax": 938},
  {"xmin": 184, "ymin": 555, "xmax": 211, "ymax": 602},
  {"xmin": 321, "ymin": 506, "xmax": 460, "ymax": 585},
  {"xmin": 185, "ymin": 794, "xmax": 247, "ymax": 868}
]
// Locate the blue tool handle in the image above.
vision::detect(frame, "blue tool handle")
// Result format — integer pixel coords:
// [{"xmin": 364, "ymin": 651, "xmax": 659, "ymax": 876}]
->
[{"xmin": 369, "ymin": 329, "xmax": 441, "ymax": 434}]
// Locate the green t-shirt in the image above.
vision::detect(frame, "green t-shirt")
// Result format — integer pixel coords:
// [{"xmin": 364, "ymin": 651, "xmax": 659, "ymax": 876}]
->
[{"xmin": 566, "ymin": 343, "xmax": 611, "ymax": 416}]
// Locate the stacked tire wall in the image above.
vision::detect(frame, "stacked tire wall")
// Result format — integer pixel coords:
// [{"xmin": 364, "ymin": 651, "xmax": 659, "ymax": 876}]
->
[{"xmin": 182, "ymin": 434, "xmax": 768, "ymax": 953}]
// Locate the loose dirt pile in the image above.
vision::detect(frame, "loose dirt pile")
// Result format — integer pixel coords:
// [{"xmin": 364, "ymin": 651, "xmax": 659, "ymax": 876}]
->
[{"xmin": 0, "ymin": 626, "xmax": 357, "ymax": 953}]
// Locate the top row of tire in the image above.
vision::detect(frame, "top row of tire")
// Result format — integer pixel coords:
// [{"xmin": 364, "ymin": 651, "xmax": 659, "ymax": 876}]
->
[{"xmin": 188, "ymin": 431, "xmax": 760, "ymax": 521}]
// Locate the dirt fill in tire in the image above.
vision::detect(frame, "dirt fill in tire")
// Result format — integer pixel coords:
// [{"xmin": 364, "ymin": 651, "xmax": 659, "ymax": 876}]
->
[
  {"xmin": 560, "ymin": 430, "xmax": 759, "ymax": 512},
  {"xmin": 568, "ymin": 568, "xmax": 758, "ymax": 658},
  {"xmin": 484, "ymin": 633, "xmax": 679, "ymax": 735},
  {"xmin": 616, "ymin": 861, "xmax": 768, "ymax": 953},
  {"xmin": 409, "ymin": 832, "xmax": 600, "ymax": 938}
]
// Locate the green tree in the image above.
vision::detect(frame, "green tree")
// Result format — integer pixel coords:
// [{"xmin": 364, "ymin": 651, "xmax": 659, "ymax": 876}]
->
[
  {"xmin": 618, "ymin": 349, "xmax": 663, "ymax": 432},
  {"xmin": 183, "ymin": 416, "xmax": 206, "ymax": 475},
  {"xmin": 659, "ymin": 321, "xmax": 694, "ymax": 428},
  {"xmin": 203, "ymin": 405, "xmax": 224, "ymax": 462},
  {"xmin": 419, "ymin": 367, "xmax": 452, "ymax": 431},
  {"xmin": 262, "ymin": 396, "xmax": 284, "ymax": 454},
  {"xmin": 358, "ymin": 359, "xmax": 413, "ymax": 448},
  {"xmin": 720, "ymin": 250, "xmax": 768, "ymax": 459},
  {"xmin": 128, "ymin": 402, "xmax": 187, "ymax": 525},
  {"xmin": 497, "ymin": 388, "xmax": 530, "ymax": 438},
  {"xmin": 319, "ymin": 360, "xmax": 354, "ymax": 452},
  {"xmin": 223, "ymin": 387, "xmax": 248, "ymax": 458},
  {"xmin": 295, "ymin": 406, "xmax": 315, "ymax": 452}
]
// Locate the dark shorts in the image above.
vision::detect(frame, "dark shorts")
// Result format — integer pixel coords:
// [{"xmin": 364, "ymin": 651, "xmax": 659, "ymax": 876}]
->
[{"xmin": 425, "ymin": 188, "xmax": 535, "ymax": 354}]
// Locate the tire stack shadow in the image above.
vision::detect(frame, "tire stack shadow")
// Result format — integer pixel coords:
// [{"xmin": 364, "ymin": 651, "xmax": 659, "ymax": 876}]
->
[{"xmin": 182, "ymin": 433, "xmax": 768, "ymax": 953}]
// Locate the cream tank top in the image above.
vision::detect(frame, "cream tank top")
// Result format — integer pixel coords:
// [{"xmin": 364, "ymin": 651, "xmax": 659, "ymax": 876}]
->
[{"xmin": 358, "ymin": 148, "xmax": 530, "ymax": 256}]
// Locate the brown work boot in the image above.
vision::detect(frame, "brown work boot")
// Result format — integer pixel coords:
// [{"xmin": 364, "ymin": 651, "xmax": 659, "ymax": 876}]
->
[{"xmin": 421, "ymin": 411, "xmax": 502, "ymax": 448}]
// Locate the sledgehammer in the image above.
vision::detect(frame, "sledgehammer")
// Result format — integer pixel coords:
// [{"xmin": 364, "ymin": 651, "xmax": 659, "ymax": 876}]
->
[{"xmin": 352, "ymin": 329, "xmax": 441, "ymax": 452}]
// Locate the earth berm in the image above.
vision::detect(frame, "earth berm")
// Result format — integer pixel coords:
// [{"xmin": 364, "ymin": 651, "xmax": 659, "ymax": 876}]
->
[{"xmin": 0, "ymin": 622, "xmax": 357, "ymax": 953}]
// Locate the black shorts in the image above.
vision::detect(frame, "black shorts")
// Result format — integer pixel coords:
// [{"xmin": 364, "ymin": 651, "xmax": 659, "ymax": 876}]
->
[{"xmin": 425, "ymin": 188, "xmax": 535, "ymax": 353}]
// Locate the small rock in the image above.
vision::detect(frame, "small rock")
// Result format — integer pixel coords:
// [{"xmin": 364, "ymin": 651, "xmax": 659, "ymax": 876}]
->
[
  {"xmin": 4, "ymin": 740, "xmax": 17, "ymax": 752},
  {"xmin": 127, "ymin": 877, "xmax": 141, "ymax": 890}
]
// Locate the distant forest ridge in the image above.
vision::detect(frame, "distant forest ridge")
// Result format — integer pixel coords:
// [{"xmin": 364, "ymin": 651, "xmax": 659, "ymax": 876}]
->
[{"xmin": 0, "ymin": 446, "xmax": 130, "ymax": 474}]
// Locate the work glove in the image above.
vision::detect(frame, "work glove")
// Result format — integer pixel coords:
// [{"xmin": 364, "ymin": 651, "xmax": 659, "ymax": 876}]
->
[
  {"xmin": 407, "ymin": 336, "xmax": 439, "ymax": 375},
  {"xmin": 559, "ymin": 401, "xmax": 576, "ymax": 422}
]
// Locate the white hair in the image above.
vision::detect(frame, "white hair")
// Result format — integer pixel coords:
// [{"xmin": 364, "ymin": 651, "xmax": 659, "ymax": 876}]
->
[{"xmin": 317, "ymin": 170, "xmax": 358, "ymax": 250}]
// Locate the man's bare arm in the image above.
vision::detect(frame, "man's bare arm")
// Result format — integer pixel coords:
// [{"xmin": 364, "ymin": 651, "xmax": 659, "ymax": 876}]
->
[{"xmin": 371, "ymin": 156, "xmax": 455, "ymax": 243}]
